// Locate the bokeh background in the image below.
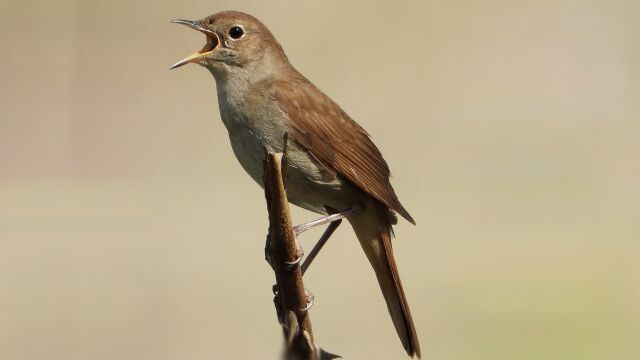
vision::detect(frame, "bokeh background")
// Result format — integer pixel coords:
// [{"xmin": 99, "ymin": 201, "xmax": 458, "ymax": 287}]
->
[{"xmin": 1, "ymin": 1, "xmax": 638, "ymax": 359}]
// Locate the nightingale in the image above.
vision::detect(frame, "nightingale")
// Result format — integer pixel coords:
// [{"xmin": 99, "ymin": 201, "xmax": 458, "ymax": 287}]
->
[{"xmin": 171, "ymin": 11, "xmax": 420, "ymax": 358}]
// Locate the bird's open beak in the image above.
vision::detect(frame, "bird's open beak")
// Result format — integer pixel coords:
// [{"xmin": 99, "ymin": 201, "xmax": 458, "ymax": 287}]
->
[{"xmin": 170, "ymin": 19, "xmax": 220, "ymax": 69}]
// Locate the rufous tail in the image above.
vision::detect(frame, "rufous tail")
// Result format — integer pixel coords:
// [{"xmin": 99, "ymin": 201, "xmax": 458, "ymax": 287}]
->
[{"xmin": 350, "ymin": 205, "xmax": 421, "ymax": 358}]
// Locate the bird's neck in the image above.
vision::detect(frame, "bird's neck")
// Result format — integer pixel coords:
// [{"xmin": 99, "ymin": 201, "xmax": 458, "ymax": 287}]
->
[
  {"xmin": 207, "ymin": 57, "xmax": 292, "ymax": 111},
  {"xmin": 206, "ymin": 50, "xmax": 296, "ymax": 132},
  {"xmin": 208, "ymin": 65, "xmax": 251, "ymax": 95},
  {"xmin": 207, "ymin": 48, "xmax": 290, "ymax": 87}
]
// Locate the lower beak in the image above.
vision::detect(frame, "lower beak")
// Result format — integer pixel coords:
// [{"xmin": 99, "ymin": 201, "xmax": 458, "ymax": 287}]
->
[
  {"xmin": 170, "ymin": 43, "xmax": 217, "ymax": 69},
  {"xmin": 170, "ymin": 19, "xmax": 220, "ymax": 69}
]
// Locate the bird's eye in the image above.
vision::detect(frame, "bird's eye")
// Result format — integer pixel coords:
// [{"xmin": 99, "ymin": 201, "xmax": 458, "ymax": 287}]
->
[{"xmin": 229, "ymin": 26, "xmax": 244, "ymax": 39}]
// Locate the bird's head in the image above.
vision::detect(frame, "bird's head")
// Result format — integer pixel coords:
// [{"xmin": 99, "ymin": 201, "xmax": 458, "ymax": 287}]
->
[{"xmin": 170, "ymin": 11, "xmax": 287, "ymax": 79}]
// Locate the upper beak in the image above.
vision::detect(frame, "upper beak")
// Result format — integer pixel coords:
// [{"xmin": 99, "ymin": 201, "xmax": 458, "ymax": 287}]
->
[{"xmin": 170, "ymin": 19, "xmax": 220, "ymax": 69}]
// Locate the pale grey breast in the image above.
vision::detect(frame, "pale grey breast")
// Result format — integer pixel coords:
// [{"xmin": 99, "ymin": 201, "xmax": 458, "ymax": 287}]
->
[{"xmin": 215, "ymin": 78, "xmax": 345, "ymax": 214}]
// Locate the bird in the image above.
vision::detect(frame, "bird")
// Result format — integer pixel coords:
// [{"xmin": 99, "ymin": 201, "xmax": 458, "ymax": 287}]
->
[{"xmin": 171, "ymin": 11, "xmax": 421, "ymax": 358}]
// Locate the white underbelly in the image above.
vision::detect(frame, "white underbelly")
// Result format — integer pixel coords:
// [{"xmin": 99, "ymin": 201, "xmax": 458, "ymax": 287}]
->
[
  {"xmin": 228, "ymin": 129, "xmax": 267, "ymax": 186},
  {"xmin": 227, "ymin": 128, "xmax": 345, "ymax": 215}
]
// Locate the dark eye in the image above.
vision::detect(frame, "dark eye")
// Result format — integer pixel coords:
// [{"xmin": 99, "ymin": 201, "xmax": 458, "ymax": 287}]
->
[{"xmin": 229, "ymin": 26, "xmax": 244, "ymax": 39}]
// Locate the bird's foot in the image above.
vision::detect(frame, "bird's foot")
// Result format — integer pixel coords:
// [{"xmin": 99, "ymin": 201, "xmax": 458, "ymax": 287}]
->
[
  {"xmin": 266, "ymin": 226, "xmax": 305, "ymax": 273},
  {"xmin": 300, "ymin": 288, "xmax": 314, "ymax": 311},
  {"xmin": 283, "ymin": 239, "xmax": 304, "ymax": 272}
]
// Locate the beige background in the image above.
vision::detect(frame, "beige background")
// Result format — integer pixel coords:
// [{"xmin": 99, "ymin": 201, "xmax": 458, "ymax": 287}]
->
[{"xmin": 1, "ymin": 1, "xmax": 638, "ymax": 359}]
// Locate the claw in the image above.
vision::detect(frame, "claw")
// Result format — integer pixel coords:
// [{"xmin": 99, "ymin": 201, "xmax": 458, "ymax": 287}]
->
[
  {"xmin": 300, "ymin": 301, "xmax": 313, "ymax": 312},
  {"xmin": 300, "ymin": 288, "xmax": 314, "ymax": 311},
  {"xmin": 283, "ymin": 253, "xmax": 303, "ymax": 272},
  {"xmin": 285, "ymin": 255, "xmax": 303, "ymax": 266},
  {"xmin": 282, "ymin": 235, "xmax": 304, "ymax": 272}
]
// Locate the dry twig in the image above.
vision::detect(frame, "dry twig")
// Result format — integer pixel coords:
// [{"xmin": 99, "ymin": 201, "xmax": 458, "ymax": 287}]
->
[{"xmin": 263, "ymin": 138, "xmax": 339, "ymax": 360}]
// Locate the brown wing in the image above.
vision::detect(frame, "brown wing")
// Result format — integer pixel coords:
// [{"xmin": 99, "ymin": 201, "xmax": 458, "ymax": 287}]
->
[{"xmin": 271, "ymin": 76, "xmax": 415, "ymax": 225}]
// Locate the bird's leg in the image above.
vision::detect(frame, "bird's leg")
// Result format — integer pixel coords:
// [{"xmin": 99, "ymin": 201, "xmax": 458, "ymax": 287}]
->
[
  {"xmin": 274, "ymin": 207, "xmax": 356, "ymax": 275},
  {"xmin": 301, "ymin": 218, "xmax": 342, "ymax": 275},
  {"xmin": 293, "ymin": 208, "xmax": 357, "ymax": 236}
]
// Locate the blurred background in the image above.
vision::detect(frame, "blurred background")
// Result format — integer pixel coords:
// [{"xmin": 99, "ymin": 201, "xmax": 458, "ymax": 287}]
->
[{"xmin": 1, "ymin": 0, "xmax": 638, "ymax": 359}]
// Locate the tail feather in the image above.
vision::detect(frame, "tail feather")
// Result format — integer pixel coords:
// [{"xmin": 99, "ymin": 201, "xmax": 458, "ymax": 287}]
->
[{"xmin": 350, "ymin": 206, "xmax": 421, "ymax": 358}]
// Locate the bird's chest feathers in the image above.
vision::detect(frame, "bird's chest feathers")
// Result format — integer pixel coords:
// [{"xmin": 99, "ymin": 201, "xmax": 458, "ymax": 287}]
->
[
  {"xmin": 214, "ymin": 78, "xmax": 338, "ymax": 199},
  {"xmin": 216, "ymin": 81, "xmax": 281, "ymax": 184},
  {"xmin": 217, "ymin": 82, "xmax": 252, "ymax": 131}
]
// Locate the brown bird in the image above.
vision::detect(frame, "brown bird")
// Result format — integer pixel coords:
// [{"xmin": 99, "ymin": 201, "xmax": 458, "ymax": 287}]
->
[{"xmin": 171, "ymin": 11, "xmax": 420, "ymax": 357}]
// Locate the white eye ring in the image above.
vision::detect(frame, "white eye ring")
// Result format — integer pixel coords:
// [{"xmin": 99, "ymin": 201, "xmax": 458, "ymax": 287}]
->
[{"xmin": 228, "ymin": 25, "xmax": 245, "ymax": 40}]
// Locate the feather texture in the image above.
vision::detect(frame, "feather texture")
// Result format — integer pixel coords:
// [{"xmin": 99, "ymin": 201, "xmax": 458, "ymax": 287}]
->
[{"xmin": 271, "ymin": 74, "xmax": 415, "ymax": 225}]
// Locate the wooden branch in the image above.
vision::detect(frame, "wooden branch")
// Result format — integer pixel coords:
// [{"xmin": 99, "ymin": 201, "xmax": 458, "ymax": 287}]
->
[
  {"xmin": 263, "ymin": 149, "xmax": 339, "ymax": 360},
  {"xmin": 264, "ymin": 151, "xmax": 313, "ymax": 337}
]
